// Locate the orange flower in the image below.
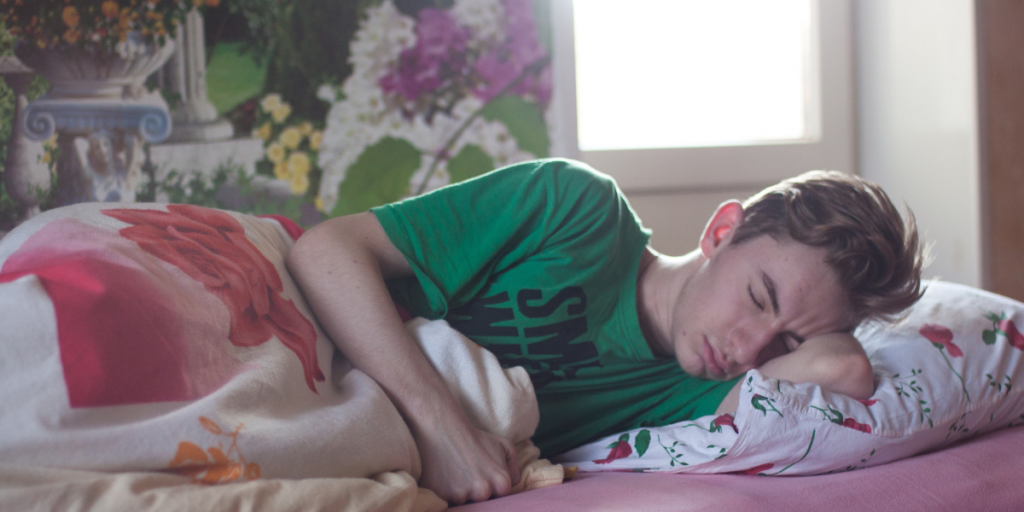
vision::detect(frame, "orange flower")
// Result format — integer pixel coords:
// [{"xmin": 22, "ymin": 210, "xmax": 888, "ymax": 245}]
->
[
  {"xmin": 61, "ymin": 5, "xmax": 79, "ymax": 27},
  {"xmin": 206, "ymin": 0, "xmax": 221, "ymax": 7},
  {"xmin": 101, "ymin": 1, "xmax": 119, "ymax": 19}
]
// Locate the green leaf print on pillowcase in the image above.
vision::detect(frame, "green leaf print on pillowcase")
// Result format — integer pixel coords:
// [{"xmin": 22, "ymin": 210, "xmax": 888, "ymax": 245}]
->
[
  {"xmin": 751, "ymin": 394, "xmax": 783, "ymax": 417},
  {"xmin": 634, "ymin": 429, "xmax": 651, "ymax": 457},
  {"xmin": 983, "ymin": 311, "xmax": 1024, "ymax": 350}
]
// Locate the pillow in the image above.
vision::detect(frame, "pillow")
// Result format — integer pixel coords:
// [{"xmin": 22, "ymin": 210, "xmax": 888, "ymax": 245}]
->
[{"xmin": 556, "ymin": 281, "xmax": 1024, "ymax": 475}]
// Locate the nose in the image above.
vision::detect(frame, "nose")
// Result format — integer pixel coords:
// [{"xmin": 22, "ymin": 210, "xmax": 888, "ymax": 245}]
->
[{"xmin": 727, "ymin": 321, "xmax": 776, "ymax": 369}]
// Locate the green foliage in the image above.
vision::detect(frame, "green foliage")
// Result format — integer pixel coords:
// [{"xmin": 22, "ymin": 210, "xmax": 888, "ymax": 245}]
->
[
  {"xmin": 393, "ymin": 0, "xmax": 453, "ymax": 17},
  {"xmin": 332, "ymin": 137, "xmax": 422, "ymax": 217},
  {"xmin": 206, "ymin": 42, "xmax": 267, "ymax": 116},
  {"xmin": 140, "ymin": 163, "xmax": 308, "ymax": 227},
  {"xmin": 262, "ymin": 0, "xmax": 370, "ymax": 123},
  {"xmin": 481, "ymin": 95, "xmax": 550, "ymax": 158},
  {"xmin": 446, "ymin": 144, "xmax": 494, "ymax": 184}
]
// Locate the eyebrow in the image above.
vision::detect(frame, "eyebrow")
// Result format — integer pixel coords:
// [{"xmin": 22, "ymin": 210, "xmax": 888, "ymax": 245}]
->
[{"xmin": 762, "ymin": 271, "xmax": 780, "ymax": 318}]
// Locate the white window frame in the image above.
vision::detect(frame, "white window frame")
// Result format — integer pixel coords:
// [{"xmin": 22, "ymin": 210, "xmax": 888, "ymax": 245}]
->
[{"xmin": 548, "ymin": 0, "xmax": 855, "ymax": 193}]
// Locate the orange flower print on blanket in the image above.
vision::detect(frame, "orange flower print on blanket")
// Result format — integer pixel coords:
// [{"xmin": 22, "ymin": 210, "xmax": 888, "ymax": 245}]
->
[
  {"xmin": 102, "ymin": 205, "xmax": 325, "ymax": 393},
  {"xmin": 168, "ymin": 416, "xmax": 261, "ymax": 484}
]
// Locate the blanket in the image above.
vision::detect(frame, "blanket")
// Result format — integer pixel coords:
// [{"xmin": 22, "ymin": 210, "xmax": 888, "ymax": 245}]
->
[{"xmin": 0, "ymin": 203, "xmax": 566, "ymax": 510}]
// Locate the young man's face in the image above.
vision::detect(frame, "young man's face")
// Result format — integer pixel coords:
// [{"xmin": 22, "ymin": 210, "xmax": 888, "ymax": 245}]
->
[{"xmin": 669, "ymin": 234, "xmax": 850, "ymax": 381}]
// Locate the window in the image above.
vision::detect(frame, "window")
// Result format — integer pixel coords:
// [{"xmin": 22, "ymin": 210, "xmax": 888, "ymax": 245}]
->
[{"xmin": 549, "ymin": 0, "xmax": 854, "ymax": 192}]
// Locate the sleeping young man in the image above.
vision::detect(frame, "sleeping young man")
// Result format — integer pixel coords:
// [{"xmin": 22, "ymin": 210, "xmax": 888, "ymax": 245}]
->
[{"xmin": 286, "ymin": 158, "xmax": 924, "ymax": 505}]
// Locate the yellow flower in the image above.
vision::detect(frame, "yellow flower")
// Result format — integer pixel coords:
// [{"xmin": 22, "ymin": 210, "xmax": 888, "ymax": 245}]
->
[
  {"xmin": 62, "ymin": 6, "xmax": 80, "ymax": 28},
  {"xmin": 101, "ymin": 1, "xmax": 119, "ymax": 19},
  {"xmin": 266, "ymin": 142, "xmax": 286, "ymax": 164},
  {"xmin": 40, "ymin": 152, "xmax": 51, "ymax": 164},
  {"xmin": 63, "ymin": 29, "xmax": 81, "ymax": 44},
  {"xmin": 279, "ymin": 126, "xmax": 302, "ymax": 150},
  {"xmin": 287, "ymin": 151, "xmax": 311, "ymax": 177},
  {"xmin": 192, "ymin": 0, "xmax": 204, "ymax": 6},
  {"xmin": 273, "ymin": 162, "xmax": 289, "ymax": 180},
  {"xmin": 298, "ymin": 121, "xmax": 313, "ymax": 136},
  {"xmin": 314, "ymin": 196, "xmax": 324, "ymax": 212},
  {"xmin": 260, "ymin": 93, "xmax": 282, "ymax": 113},
  {"xmin": 251, "ymin": 122, "xmax": 271, "ymax": 140},
  {"xmin": 309, "ymin": 131, "xmax": 323, "ymax": 151},
  {"xmin": 271, "ymin": 104, "xmax": 292, "ymax": 124},
  {"xmin": 289, "ymin": 172, "xmax": 310, "ymax": 195}
]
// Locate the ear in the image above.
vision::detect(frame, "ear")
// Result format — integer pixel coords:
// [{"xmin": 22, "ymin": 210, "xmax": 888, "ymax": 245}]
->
[{"xmin": 699, "ymin": 200, "xmax": 744, "ymax": 258}]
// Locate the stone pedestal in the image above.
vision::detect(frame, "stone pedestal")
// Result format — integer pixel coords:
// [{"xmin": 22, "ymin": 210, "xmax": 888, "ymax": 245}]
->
[
  {"xmin": 158, "ymin": 10, "xmax": 234, "ymax": 143},
  {"xmin": 22, "ymin": 90, "xmax": 172, "ymax": 205}
]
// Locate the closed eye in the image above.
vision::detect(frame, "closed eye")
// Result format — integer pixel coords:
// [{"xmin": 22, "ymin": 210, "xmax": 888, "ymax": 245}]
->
[{"xmin": 748, "ymin": 285, "xmax": 764, "ymax": 311}]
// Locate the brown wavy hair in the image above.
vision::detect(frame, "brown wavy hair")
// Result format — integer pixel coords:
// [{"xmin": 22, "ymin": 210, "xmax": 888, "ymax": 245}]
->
[{"xmin": 730, "ymin": 170, "xmax": 925, "ymax": 328}]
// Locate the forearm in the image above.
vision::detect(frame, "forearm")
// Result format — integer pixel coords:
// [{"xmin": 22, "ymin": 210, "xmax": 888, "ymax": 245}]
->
[
  {"xmin": 288, "ymin": 213, "xmax": 520, "ymax": 503},
  {"xmin": 286, "ymin": 214, "xmax": 464, "ymax": 428},
  {"xmin": 715, "ymin": 333, "xmax": 875, "ymax": 414}
]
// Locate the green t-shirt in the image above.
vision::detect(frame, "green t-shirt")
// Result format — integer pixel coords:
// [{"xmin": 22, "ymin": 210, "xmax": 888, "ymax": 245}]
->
[{"xmin": 372, "ymin": 159, "xmax": 738, "ymax": 456}]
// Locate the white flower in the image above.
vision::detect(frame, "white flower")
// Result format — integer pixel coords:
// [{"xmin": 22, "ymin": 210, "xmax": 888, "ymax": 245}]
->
[
  {"xmin": 452, "ymin": 0, "xmax": 505, "ymax": 46},
  {"xmin": 316, "ymin": 84, "xmax": 338, "ymax": 103}
]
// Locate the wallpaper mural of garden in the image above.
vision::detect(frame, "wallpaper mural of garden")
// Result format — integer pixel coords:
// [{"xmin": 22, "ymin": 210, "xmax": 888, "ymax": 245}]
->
[{"xmin": 0, "ymin": 0, "xmax": 554, "ymax": 232}]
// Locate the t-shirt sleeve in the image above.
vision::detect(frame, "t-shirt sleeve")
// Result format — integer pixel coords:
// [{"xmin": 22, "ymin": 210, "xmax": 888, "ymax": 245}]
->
[{"xmin": 371, "ymin": 158, "xmax": 647, "ymax": 319}]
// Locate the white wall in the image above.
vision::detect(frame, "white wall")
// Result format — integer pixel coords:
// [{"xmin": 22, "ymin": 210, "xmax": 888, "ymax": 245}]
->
[{"xmin": 855, "ymin": 0, "xmax": 982, "ymax": 287}]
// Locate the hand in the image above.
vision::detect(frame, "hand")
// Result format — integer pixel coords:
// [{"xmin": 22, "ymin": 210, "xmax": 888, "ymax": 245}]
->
[
  {"xmin": 413, "ymin": 413, "xmax": 521, "ymax": 505},
  {"xmin": 716, "ymin": 331, "xmax": 874, "ymax": 414}
]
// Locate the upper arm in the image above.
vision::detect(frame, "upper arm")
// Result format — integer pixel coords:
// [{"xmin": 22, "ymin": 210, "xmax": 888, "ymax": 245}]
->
[{"xmin": 287, "ymin": 211, "xmax": 412, "ymax": 280}]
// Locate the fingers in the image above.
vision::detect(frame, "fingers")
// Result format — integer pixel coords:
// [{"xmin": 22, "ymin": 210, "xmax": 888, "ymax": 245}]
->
[{"xmin": 502, "ymin": 438, "xmax": 521, "ymax": 487}]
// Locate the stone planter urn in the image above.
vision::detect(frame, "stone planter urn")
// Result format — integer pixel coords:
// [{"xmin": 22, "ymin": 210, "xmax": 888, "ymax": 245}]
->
[
  {"xmin": 15, "ymin": 35, "xmax": 175, "ymax": 100},
  {"xmin": 17, "ymin": 33, "xmax": 175, "ymax": 205}
]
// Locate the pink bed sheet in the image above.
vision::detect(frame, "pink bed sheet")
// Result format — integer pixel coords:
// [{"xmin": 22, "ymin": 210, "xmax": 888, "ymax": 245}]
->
[{"xmin": 453, "ymin": 425, "xmax": 1024, "ymax": 512}]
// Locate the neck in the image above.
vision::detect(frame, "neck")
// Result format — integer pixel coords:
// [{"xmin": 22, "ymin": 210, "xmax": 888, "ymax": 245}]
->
[{"xmin": 636, "ymin": 247, "xmax": 704, "ymax": 358}]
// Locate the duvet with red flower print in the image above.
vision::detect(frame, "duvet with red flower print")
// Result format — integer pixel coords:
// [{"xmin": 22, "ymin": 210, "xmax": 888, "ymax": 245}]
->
[{"xmin": 0, "ymin": 204, "xmax": 324, "ymax": 408}]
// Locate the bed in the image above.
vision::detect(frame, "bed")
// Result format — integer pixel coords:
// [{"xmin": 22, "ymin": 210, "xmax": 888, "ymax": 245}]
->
[
  {"xmin": 453, "ymin": 424, "xmax": 1024, "ymax": 512},
  {"xmin": 2, "ymin": 203, "xmax": 1023, "ymax": 512}
]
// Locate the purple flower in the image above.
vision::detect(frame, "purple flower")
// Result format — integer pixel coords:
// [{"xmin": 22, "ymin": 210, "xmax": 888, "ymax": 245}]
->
[
  {"xmin": 472, "ymin": 0, "xmax": 551, "ymax": 105},
  {"xmin": 380, "ymin": 8, "xmax": 469, "ymax": 101}
]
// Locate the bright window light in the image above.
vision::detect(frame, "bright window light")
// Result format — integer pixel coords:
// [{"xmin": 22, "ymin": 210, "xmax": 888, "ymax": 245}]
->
[{"xmin": 573, "ymin": 0, "xmax": 814, "ymax": 151}]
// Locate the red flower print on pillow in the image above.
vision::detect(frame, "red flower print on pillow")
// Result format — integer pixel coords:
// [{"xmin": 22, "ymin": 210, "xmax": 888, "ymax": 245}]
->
[
  {"xmin": 103, "ymin": 205, "xmax": 325, "ymax": 393},
  {"xmin": 714, "ymin": 414, "xmax": 739, "ymax": 434},
  {"xmin": 998, "ymin": 319, "xmax": 1024, "ymax": 350},
  {"xmin": 919, "ymin": 323, "xmax": 970, "ymax": 402},
  {"xmin": 736, "ymin": 463, "xmax": 774, "ymax": 475},
  {"xmin": 919, "ymin": 324, "xmax": 962, "ymax": 357},
  {"xmin": 841, "ymin": 418, "xmax": 872, "ymax": 434},
  {"xmin": 593, "ymin": 440, "xmax": 632, "ymax": 465}
]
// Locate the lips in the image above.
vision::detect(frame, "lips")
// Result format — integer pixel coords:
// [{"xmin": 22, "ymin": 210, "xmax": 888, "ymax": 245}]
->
[{"xmin": 702, "ymin": 337, "xmax": 727, "ymax": 377}]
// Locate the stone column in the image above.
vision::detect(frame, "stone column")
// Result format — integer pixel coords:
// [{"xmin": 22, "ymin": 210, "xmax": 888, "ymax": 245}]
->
[
  {"xmin": 159, "ymin": 9, "xmax": 234, "ymax": 142},
  {"xmin": 0, "ymin": 56, "xmax": 49, "ymax": 218}
]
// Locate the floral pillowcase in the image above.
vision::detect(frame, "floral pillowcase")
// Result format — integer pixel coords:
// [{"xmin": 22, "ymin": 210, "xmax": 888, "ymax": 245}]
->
[{"xmin": 557, "ymin": 281, "xmax": 1024, "ymax": 475}]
